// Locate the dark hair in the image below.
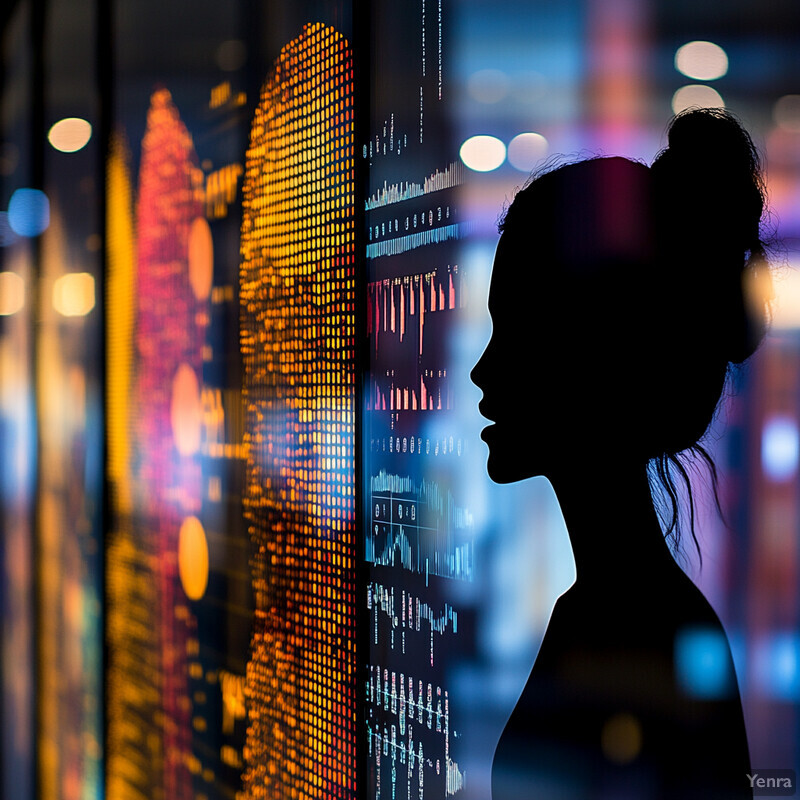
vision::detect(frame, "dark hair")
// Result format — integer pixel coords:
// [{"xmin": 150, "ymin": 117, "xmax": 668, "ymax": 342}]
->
[
  {"xmin": 649, "ymin": 108, "xmax": 773, "ymax": 563},
  {"xmin": 499, "ymin": 108, "xmax": 773, "ymax": 563}
]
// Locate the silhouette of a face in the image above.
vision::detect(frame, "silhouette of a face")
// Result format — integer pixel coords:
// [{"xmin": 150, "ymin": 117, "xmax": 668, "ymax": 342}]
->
[
  {"xmin": 471, "ymin": 232, "xmax": 593, "ymax": 484},
  {"xmin": 471, "ymin": 160, "xmax": 655, "ymax": 484}
]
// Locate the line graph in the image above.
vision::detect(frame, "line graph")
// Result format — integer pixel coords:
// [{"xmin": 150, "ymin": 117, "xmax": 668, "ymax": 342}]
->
[
  {"xmin": 368, "ymin": 581, "xmax": 458, "ymax": 666},
  {"xmin": 365, "ymin": 161, "xmax": 464, "ymax": 210},
  {"xmin": 365, "ymin": 471, "xmax": 474, "ymax": 582}
]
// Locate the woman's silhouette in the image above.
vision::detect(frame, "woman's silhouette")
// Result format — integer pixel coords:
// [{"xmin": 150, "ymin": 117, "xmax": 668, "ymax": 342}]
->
[{"xmin": 471, "ymin": 108, "xmax": 772, "ymax": 800}]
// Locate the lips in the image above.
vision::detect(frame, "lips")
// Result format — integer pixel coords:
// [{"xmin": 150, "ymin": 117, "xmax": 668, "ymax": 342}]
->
[
  {"xmin": 477, "ymin": 400, "xmax": 495, "ymax": 423},
  {"xmin": 479, "ymin": 422, "xmax": 496, "ymax": 442},
  {"xmin": 477, "ymin": 400, "xmax": 498, "ymax": 444}
]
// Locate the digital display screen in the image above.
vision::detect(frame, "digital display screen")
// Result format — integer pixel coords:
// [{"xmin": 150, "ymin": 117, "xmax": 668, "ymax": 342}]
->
[
  {"xmin": 104, "ymin": 5, "xmax": 359, "ymax": 800},
  {"xmin": 238, "ymin": 21, "xmax": 357, "ymax": 799},
  {"xmin": 362, "ymin": 1, "xmax": 473, "ymax": 798}
]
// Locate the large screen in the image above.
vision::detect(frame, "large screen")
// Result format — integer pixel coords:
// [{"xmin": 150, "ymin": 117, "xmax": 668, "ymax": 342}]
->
[{"xmin": 105, "ymin": 5, "xmax": 359, "ymax": 800}]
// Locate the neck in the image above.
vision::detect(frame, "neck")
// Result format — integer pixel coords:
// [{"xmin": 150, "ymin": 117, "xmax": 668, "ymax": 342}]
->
[{"xmin": 546, "ymin": 461, "xmax": 676, "ymax": 586}]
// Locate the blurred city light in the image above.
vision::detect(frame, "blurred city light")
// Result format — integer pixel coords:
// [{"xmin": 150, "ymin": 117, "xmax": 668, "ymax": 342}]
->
[
  {"xmin": 467, "ymin": 69, "xmax": 510, "ymax": 104},
  {"xmin": 674, "ymin": 41, "xmax": 728, "ymax": 81},
  {"xmin": 188, "ymin": 217, "xmax": 214, "ymax": 300},
  {"xmin": 178, "ymin": 516, "xmax": 209, "ymax": 601},
  {"xmin": 675, "ymin": 627, "xmax": 734, "ymax": 698},
  {"xmin": 755, "ymin": 633, "xmax": 800, "ymax": 700},
  {"xmin": 8, "ymin": 188, "xmax": 50, "ymax": 237},
  {"xmin": 47, "ymin": 117, "xmax": 92, "ymax": 153},
  {"xmin": 761, "ymin": 416, "xmax": 799, "ymax": 482},
  {"xmin": 768, "ymin": 265, "xmax": 800, "ymax": 330},
  {"xmin": 52, "ymin": 272, "xmax": 95, "ymax": 317},
  {"xmin": 0, "ymin": 271, "xmax": 24, "ymax": 315},
  {"xmin": 170, "ymin": 362, "xmax": 202, "ymax": 456},
  {"xmin": 507, "ymin": 132, "xmax": 549, "ymax": 173},
  {"xmin": 460, "ymin": 135, "xmax": 506, "ymax": 172},
  {"xmin": 600, "ymin": 713, "xmax": 642, "ymax": 765},
  {"xmin": 773, "ymin": 95, "xmax": 800, "ymax": 133},
  {"xmin": 671, "ymin": 84, "xmax": 725, "ymax": 115}
]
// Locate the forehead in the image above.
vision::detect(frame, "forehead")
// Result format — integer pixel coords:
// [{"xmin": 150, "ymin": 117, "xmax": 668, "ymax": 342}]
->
[
  {"xmin": 494, "ymin": 157, "xmax": 655, "ymax": 275},
  {"xmin": 487, "ymin": 230, "xmax": 558, "ymax": 308},
  {"xmin": 486, "ymin": 235, "xmax": 627, "ymax": 342}
]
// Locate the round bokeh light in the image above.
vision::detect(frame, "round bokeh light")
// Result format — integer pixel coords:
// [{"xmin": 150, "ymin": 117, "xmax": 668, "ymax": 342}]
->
[
  {"xmin": 47, "ymin": 117, "xmax": 92, "ymax": 153},
  {"xmin": 178, "ymin": 516, "xmax": 209, "ymax": 601},
  {"xmin": 460, "ymin": 135, "xmax": 506, "ymax": 172}
]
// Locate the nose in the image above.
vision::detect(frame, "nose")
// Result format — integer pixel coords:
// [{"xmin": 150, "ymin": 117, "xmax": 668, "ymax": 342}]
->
[
  {"xmin": 471, "ymin": 331, "xmax": 498, "ymax": 395},
  {"xmin": 470, "ymin": 349, "xmax": 486, "ymax": 389}
]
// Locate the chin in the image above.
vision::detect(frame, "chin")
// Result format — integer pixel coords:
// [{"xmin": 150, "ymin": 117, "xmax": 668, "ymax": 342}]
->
[
  {"xmin": 486, "ymin": 450, "xmax": 535, "ymax": 485},
  {"xmin": 482, "ymin": 425, "xmax": 537, "ymax": 484}
]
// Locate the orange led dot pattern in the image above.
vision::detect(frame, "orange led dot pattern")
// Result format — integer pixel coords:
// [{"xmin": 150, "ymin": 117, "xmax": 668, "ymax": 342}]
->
[{"xmin": 239, "ymin": 22, "xmax": 356, "ymax": 800}]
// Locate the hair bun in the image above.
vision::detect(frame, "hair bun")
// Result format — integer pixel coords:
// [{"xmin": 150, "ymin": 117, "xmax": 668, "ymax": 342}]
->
[
  {"xmin": 653, "ymin": 108, "xmax": 764, "ymax": 244},
  {"xmin": 651, "ymin": 107, "xmax": 770, "ymax": 365},
  {"xmin": 664, "ymin": 107, "xmax": 757, "ymax": 167}
]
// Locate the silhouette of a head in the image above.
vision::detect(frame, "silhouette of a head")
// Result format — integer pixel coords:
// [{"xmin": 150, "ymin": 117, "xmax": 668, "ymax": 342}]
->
[{"xmin": 472, "ymin": 108, "xmax": 771, "ymax": 504}]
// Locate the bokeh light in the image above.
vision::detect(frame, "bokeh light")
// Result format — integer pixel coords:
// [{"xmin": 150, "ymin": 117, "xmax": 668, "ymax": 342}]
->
[
  {"xmin": 0, "ymin": 271, "xmax": 24, "ymax": 315},
  {"xmin": 178, "ymin": 516, "xmax": 209, "ymax": 601},
  {"xmin": 188, "ymin": 217, "xmax": 213, "ymax": 300},
  {"xmin": 8, "ymin": 188, "xmax": 50, "ymax": 237},
  {"xmin": 767, "ymin": 265, "xmax": 800, "ymax": 330},
  {"xmin": 47, "ymin": 117, "xmax": 92, "ymax": 153},
  {"xmin": 52, "ymin": 272, "xmax": 95, "ymax": 317},
  {"xmin": 755, "ymin": 633, "xmax": 800, "ymax": 700},
  {"xmin": 761, "ymin": 416, "xmax": 799, "ymax": 482},
  {"xmin": 773, "ymin": 95, "xmax": 800, "ymax": 133},
  {"xmin": 459, "ymin": 135, "xmax": 506, "ymax": 172},
  {"xmin": 467, "ymin": 69, "xmax": 510, "ymax": 104},
  {"xmin": 671, "ymin": 84, "xmax": 725, "ymax": 115},
  {"xmin": 674, "ymin": 41, "xmax": 728, "ymax": 81},
  {"xmin": 170, "ymin": 363, "xmax": 202, "ymax": 456},
  {"xmin": 600, "ymin": 713, "xmax": 642, "ymax": 765},
  {"xmin": 675, "ymin": 627, "xmax": 735, "ymax": 698},
  {"xmin": 507, "ymin": 132, "xmax": 549, "ymax": 173}
]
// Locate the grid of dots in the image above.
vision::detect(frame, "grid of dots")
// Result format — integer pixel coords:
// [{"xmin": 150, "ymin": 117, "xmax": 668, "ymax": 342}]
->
[{"xmin": 238, "ymin": 23, "xmax": 356, "ymax": 800}]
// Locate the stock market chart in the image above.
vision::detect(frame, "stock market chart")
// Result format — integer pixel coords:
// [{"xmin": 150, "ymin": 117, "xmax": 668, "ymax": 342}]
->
[{"xmin": 363, "ymin": 2, "xmax": 473, "ymax": 797}]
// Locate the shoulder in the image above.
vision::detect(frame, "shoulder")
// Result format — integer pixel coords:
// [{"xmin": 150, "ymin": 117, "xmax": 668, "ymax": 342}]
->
[
  {"xmin": 540, "ymin": 562, "xmax": 736, "ymax": 691},
  {"xmin": 501, "ymin": 565, "xmax": 752, "ymax": 799}
]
